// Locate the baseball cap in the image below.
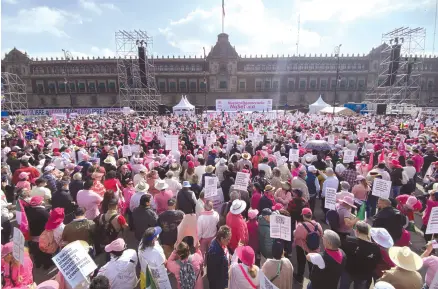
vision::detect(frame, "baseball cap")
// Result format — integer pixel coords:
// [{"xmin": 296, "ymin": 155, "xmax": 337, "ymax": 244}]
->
[
  {"xmin": 104, "ymin": 238, "xmax": 126, "ymax": 253},
  {"xmin": 145, "ymin": 226, "xmax": 162, "ymax": 241},
  {"xmin": 301, "ymin": 208, "xmax": 312, "ymax": 215},
  {"xmin": 182, "ymin": 181, "xmax": 191, "ymax": 188},
  {"xmin": 44, "ymin": 166, "xmax": 55, "ymax": 172}
]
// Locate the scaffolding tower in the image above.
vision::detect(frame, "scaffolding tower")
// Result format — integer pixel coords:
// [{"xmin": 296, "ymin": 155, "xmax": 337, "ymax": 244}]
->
[
  {"xmin": 1, "ymin": 72, "xmax": 28, "ymax": 113},
  {"xmin": 365, "ymin": 27, "xmax": 426, "ymax": 105},
  {"xmin": 115, "ymin": 30, "xmax": 160, "ymax": 114}
]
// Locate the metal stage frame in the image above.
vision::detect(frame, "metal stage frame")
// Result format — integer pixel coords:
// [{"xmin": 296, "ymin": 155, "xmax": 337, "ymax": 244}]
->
[
  {"xmin": 365, "ymin": 27, "xmax": 426, "ymax": 105},
  {"xmin": 1, "ymin": 72, "xmax": 28, "ymax": 113},
  {"xmin": 115, "ymin": 30, "xmax": 160, "ymax": 114}
]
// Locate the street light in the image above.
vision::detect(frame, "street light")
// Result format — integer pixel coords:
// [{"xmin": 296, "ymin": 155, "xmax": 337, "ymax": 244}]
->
[
  {"xmin": 62, "ymin": 49, "xmax": 73, "ymax": 107},
  {"xmin": 333, "ymin": 44, "xmax": 342, "ymax": 116}
]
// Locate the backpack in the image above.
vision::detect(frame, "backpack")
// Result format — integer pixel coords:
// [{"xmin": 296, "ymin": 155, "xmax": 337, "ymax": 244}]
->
[
  {"xmin": 177, "ymin": 256, "xmax": 197, "ymax": 289},
  {"xmin": 39, "ymin": 229, "xmax": 58, "ymax": 254},
  {"xmin": 95, "ymin": 213, "xmax": 119, "ymax": 246},
  {"xmin": 302, "ymin": 222, "xmax": 321, "ymax": 251}
]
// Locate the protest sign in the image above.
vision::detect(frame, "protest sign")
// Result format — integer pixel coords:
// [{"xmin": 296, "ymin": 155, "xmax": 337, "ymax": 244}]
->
[
  {"xmin": 324, "ymin": 188, "xmax": 337, "ymax": 210},
  {"xmin": 207, "ymin": 188, "xmax": 225, "ymax": 213},
  {"xmin": 327, "ymin": 135, "xmax": 335, "ymax": 145},
  {"xmin": 289, "ymin": 149, "xmax": 299, "ymax": 162},
  {"xmin": 234, "ymin": 172, "xmax": 250, "ymax": 191},
  {"xmin": 165, "ymin": 135, "xmax": 179, "ymax": 151},
  {"xmin": 270, "ymin": 214, "xmax": 291, "ymax": 241},
  {"xmin": 13, "ymin": 228, "xmax": 25, "ymax": 264},
  {"xmin": 204, "ymin": 176, "xmax": 218, "ymax": 198},
  {"xmin": 343, "ymin": 149, "xmax": 355, "ymax": 163},
  {"xmin": 267, "ymin": 131, "xmax": 274, "ymax": 139},
  {"xmin": 259, "ymin": 271, "xmax": 279, "ymax": 289},
  {"xmin": 130, "ymin": 144, "xmax": 141, "ymax": 154},
  {"xmin": 371, "ymin": 178, "xmax": 392, "ymax": 199},
  {"xmin": 425, "ymin": 206, "xmax": 438, "ymax": 235},
  {"xmin": 122, "ymin": 145, "xmax": 132, "ymax": 157},
  {"xmin": 52, "ymin": 241, "xmax": 97, "ymax": 289},
  {"xmin": 196, "ymin": 135, "xmax": 203, "ymax": 145}
]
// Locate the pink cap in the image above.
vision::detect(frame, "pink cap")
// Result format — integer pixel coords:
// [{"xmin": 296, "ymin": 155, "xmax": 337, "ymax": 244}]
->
[
  {"xmin": 248, "ymin": 209, "xmax": 259, "ymax": 219},
  {"xmin": 19, "ymin": 172, "xmax": 30, "ymax": 179},
  {"xmin": 105, "ymin": 238, "xmax": 126, "ymax": 253},
  {"xmin": 301, "ymin": 207, "xmax": 312, "ymax": 215}
]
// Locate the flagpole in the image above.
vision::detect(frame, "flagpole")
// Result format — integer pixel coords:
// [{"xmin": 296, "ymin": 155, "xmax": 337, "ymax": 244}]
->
[{"xmin": 222, "ymin": 0, "xmax": 225, "ymax": 33}]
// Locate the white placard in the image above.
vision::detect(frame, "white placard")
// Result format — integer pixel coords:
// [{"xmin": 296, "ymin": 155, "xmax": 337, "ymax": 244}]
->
[
  {"xmin": 324, "ymin": 188, "xmax": 337, "ymax": 210},
  {"xmin": 259, "ymin": 271, "xmax": 279, "ymax": 289},
  {"xmin": 196, "ymin": 135, "xmax": 203, "ymax": 145},
  {"xmin": 289, "ymin": 149, "xmax": 299, "ymax": 162},
  {"xmin": 207, "ymin": 188, "xmax": 225, "ymax": 213},
  {"xmin": 130, "ymin": 144, "xmax": 140, "ymax": 154},
  {"xmin": 425, "ymin": 206, "xmax": 438, "ymax": 235},
  {"xmin": 147, "ymin": 264, "xmax": 172, "ymax": 289},
  {"xmin": 52, "ymin": 241, "xmax": 97, "ymax": 289},
  {"xmin": 165, "ymin": 135, "xmax": 179, "ymax": 151},
  {"xmin": 414, "ymin": 122, "xmax": 420, "ymax": 129},
  {"xmin": 267, "ymin": 131, "xmax": 274, "ymax": 139},
  {"xmin": 343, "ymin": 149, "xmax": 355, "ymax": 163},
  {"xmin": 327, "ymin": 135, "xmax": 335, "ymax": 145},
  {"xmin": 371, "ymin": 178, "xmax": 392, "ymax": 199},
  {"xmin": 122, "ymin": 145, "xmax": 132, "ymax": 157},
  {"xmin": 204, "ymin": 176, "xmax": 218, "ymax": 198},
  {"xmin": 234, "ymin": 172, "xmax": 250, "ymax": 191},
  {"xmin": 12, "ymin": 228, "xmax": 25, "ymax": 264},
  {"xmin": 270, "ymin": 214, "xmax": 291, "ymax": 241},
  {"xmin": 409, "ymin": 130, "xmax": 419, "ymax": 138}
]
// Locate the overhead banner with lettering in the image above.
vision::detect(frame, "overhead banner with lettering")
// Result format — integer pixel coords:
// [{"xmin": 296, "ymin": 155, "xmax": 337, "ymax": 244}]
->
[{"xmin": 216, "ymin": 99, "xmax": 273, "ymax": 112}]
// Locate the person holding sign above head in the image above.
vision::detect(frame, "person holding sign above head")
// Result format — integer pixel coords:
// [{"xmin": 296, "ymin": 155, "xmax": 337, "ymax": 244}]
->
[
  {"xmin": 1, "ymin": 242, "xmax": 34, "ymax": 289},
  {"xmin": 261, "ymin": 239, "xmax": 294, "ymax": 289}
]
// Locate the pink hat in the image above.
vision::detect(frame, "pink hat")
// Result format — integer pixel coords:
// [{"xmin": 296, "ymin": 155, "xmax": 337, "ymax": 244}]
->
[
  {"xmin": 19, "ymin": 172, "xmax": 30, "ymax": 180},
  {"xmin": 235, "ymin": 246, "xmax": 255, "ymax": 266},
  {"xmin": 105, "ymin": 238, "xmax": 126, "ymax": 253},
  {"xmin": 301, "ymin": 208, "xmax": 312, "ymax": 215},
  {"xmin": 37, "ymin": 280, "xmax": 60, "ymax": 289},
  {"xmin": 188, "ymin": 161, "xmax": 195, "ymax": 169},
  {"xmin": 248, "ymin": 209, "xmax": 258, "ymax": 220},
  {"xmin": 272, "ymin": 203, "xmax": 283, "ymax": 211},
  {"xmin": 340, "ymin": 196, "xmax": 357, "ymax": 208},
  {"xmin": 1, "ymin": 242, "xmax": 13, "ymax": 257},
  {"xmin": 406, "ymin": 196, "xmax": 418, "ymax": 210},
  {"xmin": 30, "ymin": 196, "xmax": 44, "ymax": 206}
]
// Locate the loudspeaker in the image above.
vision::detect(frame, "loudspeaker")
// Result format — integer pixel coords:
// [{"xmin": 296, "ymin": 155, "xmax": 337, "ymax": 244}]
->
[
  {"xmin": 384, "ymin": 44, "xmax": 401, "ymax": 86},
  {"xmin": 138, "ymin": 46, "xmax": 148, "ymax": 88},
  {"xmin": 376, "ymin": 104, "xmax": 387, "ymax": 115},
  {"xmin": 158, "ymin": 104, "xmax": 167, "ymax": 116}
]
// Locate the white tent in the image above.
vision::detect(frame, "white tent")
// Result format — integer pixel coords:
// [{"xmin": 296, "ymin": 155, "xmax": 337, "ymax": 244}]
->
[
  {"xmin": 173, "ymin": 95, "xmax": 195, "ymax": 115},
  {"xmin": 309, "ymin": 95, "xmax": 331, "ymax": 114},
  {"xmin": 319, "ymin": 106, "xmax": 356, "ymax": 116}
]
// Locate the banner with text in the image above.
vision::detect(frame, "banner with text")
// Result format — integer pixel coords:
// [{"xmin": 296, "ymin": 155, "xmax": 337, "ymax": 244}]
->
[{"xmin": 216, "ymin": 99, "xmax": 273, "ymax": 112}]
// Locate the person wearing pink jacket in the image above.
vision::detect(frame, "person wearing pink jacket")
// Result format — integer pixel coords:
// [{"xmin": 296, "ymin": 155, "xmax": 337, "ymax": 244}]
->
[{"xmin": 1, "ymin": 242, "xmax": 34, "ymax": 289}]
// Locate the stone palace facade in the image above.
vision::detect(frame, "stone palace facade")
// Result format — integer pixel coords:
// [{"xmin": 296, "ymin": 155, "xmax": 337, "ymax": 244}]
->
[{"xmin": 2, "ymin": 33, "xmax": 438, "ymax": 109}]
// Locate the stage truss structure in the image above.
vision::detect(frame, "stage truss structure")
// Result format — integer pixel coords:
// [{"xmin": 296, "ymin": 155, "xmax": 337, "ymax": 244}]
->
[
  {"xmin": 365, "ymin": 27, "xmax": 426, "ymax": 105},
  {"xmin": 1, "ymin": 72, "xmax": 28, "ymax": 113},
  {"xmin": 115, "ymin": 30, "xmax": 160, "ymax": 114}
]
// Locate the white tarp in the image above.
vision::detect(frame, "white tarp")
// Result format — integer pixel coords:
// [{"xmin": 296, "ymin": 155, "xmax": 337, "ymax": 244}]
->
[
  {"xmin": 309, "ymin": 95, "xmax": 331, "ymax": 114},
  {"xmin": 173, "ymin": 95, "xmax": 195, "ymax": 115},
  {"xmin": 319, "ymin": 106, "xmax": 356, "ymax": 116}
]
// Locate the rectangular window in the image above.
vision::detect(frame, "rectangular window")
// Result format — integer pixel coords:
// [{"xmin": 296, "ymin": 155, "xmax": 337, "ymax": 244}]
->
[
  {"xmin": 108, "ymin": 82, "xmax": 116, "ymax": 92},
  {"xmin": 309, "ymin": 80, "xmax": 317, "ymax": 90},
  {"xmin": 69, "ymin": 82, "xmax": 76, "ymax": 92},
  {"xmin": 88, "ymin": 82, "xmax": 96, "ymax": 92},
  {"xmin": 190, "ymin": 81, "xmax": 197, "ymax": 92},
  {"xmin": 288, "ymin": 80, "xmax": 295, "ymax": 92},
  {"xmin": 331, "ymin": 79, "xmax": 337, "ymax": 90},
  {"xmin": 58, "ymin": 83, "xmax": 66, "ymax": 93},
  {"xmin": 219, "ymin": 81, "xmax": 227, "ymax": 89},
  {"xmin": 256, "ymin": 81, "xmax": 262, "ymax": 92},
  {"xmin": 340, "ymin": 79, "xmax": 347, "ymax": 89},
  {"xmin": 48, "ymin": 83, "xmax": 56, "ymax": 94},
  {"xmin": 37, "ymin": 84, "xmax": 44, "ymax": 94},
  {"xmin": 239, "ymin": 81, "xmax": 246, "ymax": 90},
  {"xmin": 78, "ymin": 83, "xmax": 85, "ymax": 93},
  {"xmin": 179, "ymin": 81, "xmax": 187, "ymax": 92},
  {"xmin": 428, "ymin": 81, "xmax": 434, "ymax": 91},
  {"xmin": 358, "ymin": 79, "xmax": 365, "ymax": 90},
  {"xmin": 320, "ymin": 80, "xmax": 327, "ymax": 90},
  {"xmin": 348, "ymin": 80, "xmax": 356, "ymax": 90},
  {"xmin": 264, "ymin": 81, "xmax": 270, "ymax": 89},
  {"xmin": 98, "ymin": 82, "xmax": 106, "ymax": 93},
  {"xmin": 169, "ymin": 81, "xmax": 176, "ymax": 92},
  {"xmin": 299, "ymin": 80, "xmax": 306, "ymax": 90},
  {"xmin": 272, "ymin": 81, "xmax": 279, "ymax": 90},
  {"xmin": 200, "ymin": 81, "xmax": 206, "ymax": 92},
  {"xmin": 159, "ymin": 82, "xmax": 166, "ymax": 92}
]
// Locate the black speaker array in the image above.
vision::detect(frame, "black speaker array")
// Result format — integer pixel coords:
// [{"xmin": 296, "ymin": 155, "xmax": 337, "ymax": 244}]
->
[
  {"xmin": 376, "ymin": 104, "xmax": 387, "ymax": 115},
  {"xmin": 138, "ymin": 46, "xmax": 148, "ymax": 88},
  {"xmin": 384, "ymin": 44, "xmax": 401, "ymax": 87}
]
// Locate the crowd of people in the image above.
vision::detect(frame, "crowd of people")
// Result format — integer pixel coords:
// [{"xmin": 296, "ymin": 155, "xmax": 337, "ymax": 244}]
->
[{"xmin": 1, "ymin": 111, "xmax": 438, "ymax": 289}]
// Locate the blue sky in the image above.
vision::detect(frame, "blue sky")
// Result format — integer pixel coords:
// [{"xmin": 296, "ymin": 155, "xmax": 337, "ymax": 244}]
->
[{"xmin": 1, "ymin": 0, "xmax": 437, "ymax": 59}]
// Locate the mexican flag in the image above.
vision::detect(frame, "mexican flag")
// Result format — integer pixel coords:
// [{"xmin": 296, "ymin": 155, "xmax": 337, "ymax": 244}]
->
[
  {"xmin": 357, "ymin": 202, "xmax": 367, "ymax": 221},
  {"xmin": 15, "ymin": 199, "xmax": 30, "ymax": 240}
]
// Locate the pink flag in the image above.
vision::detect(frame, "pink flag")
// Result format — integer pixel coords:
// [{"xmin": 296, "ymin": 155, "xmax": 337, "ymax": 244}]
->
[
  {"xmin": 378, "ymin": 149, "xmax": 385, "ymax": 163},
  {"xmin": 15, "ymin": 199, "xmax": 30, "ymax": 240},
  {"xmin": 367, "ymin": 152, "xmax": 374, "ymax": 171},
  {"xmin": 37, "ymin": 134, "xmax": 45, "ymax": 148}
]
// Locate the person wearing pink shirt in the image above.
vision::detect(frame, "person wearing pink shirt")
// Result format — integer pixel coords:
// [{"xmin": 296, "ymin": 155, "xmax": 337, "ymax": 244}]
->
[
  {"xmin": 1, "ymin": 242, "xmax": 34, "ymax": 289},
  {"xmin": 154, "ymin": 180, "xmax": 174, "ymax": 215},
  {"xmin": 421, "ymin": 241, "xmax": 438, "ymax": 289},
  {"xmin": 411, "ymin": 149, "xmax": 424, "ymax": 173},
  {"xmin": 76, "ymin": 179, "xmax": 104, "ymax": 220}
]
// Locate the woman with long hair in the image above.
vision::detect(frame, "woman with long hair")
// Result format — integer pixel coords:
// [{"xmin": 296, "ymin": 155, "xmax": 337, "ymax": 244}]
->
[
  {"xmin": 228, "ymin": 245, "xmax": 260, "ymax": 289},
  {"xmin": 1, "ymin": 242, "xmax": 34, "ymax": 289}
]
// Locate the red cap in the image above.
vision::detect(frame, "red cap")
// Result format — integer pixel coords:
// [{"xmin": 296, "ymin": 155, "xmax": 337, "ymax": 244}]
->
[{"xmin": 301, "ymin": 208, "xmax": 312, "ymax": 215}]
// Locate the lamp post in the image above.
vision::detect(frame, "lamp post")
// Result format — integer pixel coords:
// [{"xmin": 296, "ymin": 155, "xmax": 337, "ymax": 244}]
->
[
  {"xmin": 333, "ymin": 44, "xmax": 342, "ymax": 116},
  {"xmin": 62, "ymin": 49, "xmax": 73, "ymax": 108}
]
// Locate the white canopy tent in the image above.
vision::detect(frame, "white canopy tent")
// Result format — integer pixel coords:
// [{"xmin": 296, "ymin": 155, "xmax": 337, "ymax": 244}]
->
[
  {"xmin": 309, "ymin": 95, "xmax": 331, "ymax": 114},
  {"xmin": 173, "ymin": 95, "xmax": 195, "ymax": 115},
  {"xmin": 319, "ymin": 106, "xmax": 357, "ymax": 116}
]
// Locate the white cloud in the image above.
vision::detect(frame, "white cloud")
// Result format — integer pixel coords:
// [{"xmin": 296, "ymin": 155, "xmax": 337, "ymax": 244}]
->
[
  {"xmin": 78, "ymin": 0, "xmax": 119, "ymax": 15},
  {"xmin": 2, "ymin": 0, "xmax": 18, "ymax": 4},
  {"xmin": 2, "ymin": 6, "xmax": 83, "ymax": 37},
  {"xmin": 295, "ymin": 0, "xmax": 433, "ymax": 23}
]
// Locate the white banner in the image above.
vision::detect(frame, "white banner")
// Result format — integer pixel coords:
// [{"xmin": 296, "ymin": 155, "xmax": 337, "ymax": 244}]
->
[
  {"xmin": 270, "ymin": 214, "xmax": 291, "ymax": 241},
  {"xmin": 371, "ymin": 178, "xmax": 392, "ymax": 199},
  {"xmin": 13, "ymin": 228, "xmax": 25, "ymax": 264},
  {"xmin": 204, "ymin": 176, "xmax": 218, "ymax": 198},
  {"xmin": 234, "ymin": 172, "xmax": 250, "ymax": 191},
  {"xmin": 52, "ymin": 241, "xmax": 97, "ymax": 289},
  {"xmin": 426, "ymin": 206, "xmax": 438, "ymax": 235},
  {"xmin": 324, "ymin": 188, "xmax": 337, "ymax": 210},
  {"xmin": 216, "ymin": 99, "xmax": 273, "ymax": 112},
  {"xmin": 343, "ymin": 149, "xmax": 355, "ymax": 163}
]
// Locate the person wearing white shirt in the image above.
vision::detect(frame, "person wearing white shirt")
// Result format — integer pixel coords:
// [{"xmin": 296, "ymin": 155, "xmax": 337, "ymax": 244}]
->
[
  {"xmin": 320, "ymin": 168, "xmax": 339, "ymax": 215},
  {"xmin": 197, "ymin": 200, "xmax": 219, "ymax": 258},
  {"xmin": 164, "ymin": 171, "xmax": 183, "ymax": 196},
  {"xmin": 129, "ymin": 181, "xmax": 150, "ymax": 212},
  {"xmin": 403, "ymin": 160, "xmax": 417, "ymax": 180},
  {"xmin": 258, "ymin": 158, "xmax": 272, "ymax": 179},
  {"xmin": 195, "ymin": 192, "xmax": 205, "ymax": 217},
  {"xmin": 30, "ymin": 178, "xmax": 52, "ymax": 201},
  {"xmin": 194, "ymin": 158, "xmax": 206, "ymax": 185}
]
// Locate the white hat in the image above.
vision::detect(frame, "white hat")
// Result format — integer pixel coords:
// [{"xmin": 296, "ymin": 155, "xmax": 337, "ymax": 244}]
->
[
  {"xmin": 374, "ymin": 281, "xmax": 395, "ymax": 289},
  {"xmin": 44, "ymin": 166, "xmax": 55, "ymax": 172},
  {"xmin": 388, "ymin": 246, "xmax": 423, "ymax": 271},
  {"xmin": 307, "ymin": 165, "xmax": 317, "ymax": 172},
  {"xmin": 155, "ymin": 180, "xmax": 169, "ymax": 191},
  {"xmin": 230, "ymin": 199, "xmax": 246, "ymax": 215},
  {"xmin": 135, "ymin": 181, "xmax": 149, "ymax": 192},
  {"xmin": 304, "ymin": 155, "xmax": 313, "ymax": 164},
  {"xmin": 370, "ymin": 228, "xmax": 394, "ymax": 249}
]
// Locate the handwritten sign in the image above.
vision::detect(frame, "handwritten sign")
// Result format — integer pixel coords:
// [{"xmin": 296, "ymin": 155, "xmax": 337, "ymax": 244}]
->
[
  {"xmin": 343, "ymin": 149, "xmax": 355, "ymax": 163},
  {"xmin": 13, "ymin": 228, "xmax": 25, "ymax": 264},
  {"xmin": 165, "ymin": 135, "xmax": 179, "ymax": 151},
  {"xmin": 426, "ymin": 206, "xmax": 438, "ymax": 235},
  {"xmin": 234, "ymin": 172, "xmax": 250, "ymax": 191},
  {"xmin": 204, "ymin": 176, "xmax": 218, "ymax": 198},
  {"xmin": 371, "ymin": 178, "xmax": 392, "ymax": 199},
  {"xmin": 122, "ymin": 145, "xmax": 132, "ymax": 157},
  {"xmin": 52, "ymin": 241, "xmax": 97, "ymax": 289},
  {"xmin": 324, "ymin": 188, "xmax": 337, "ymax": 210},
  {"xmin": 270, "ymin": 214, "xmax": 291, "ymax": 241},
  {"xmin": 289, "ymin": 149, "xmax": 299, "ymax": 162},
  {"xmin": 327, "ymin": 135, "xmax": 335, "ymax": 145}
]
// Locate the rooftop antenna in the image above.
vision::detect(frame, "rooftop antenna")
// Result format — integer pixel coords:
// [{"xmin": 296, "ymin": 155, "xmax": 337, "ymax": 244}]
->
[{"xmin": 296, "ymin": 14, "xmax": 300, "ymax": 55}]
